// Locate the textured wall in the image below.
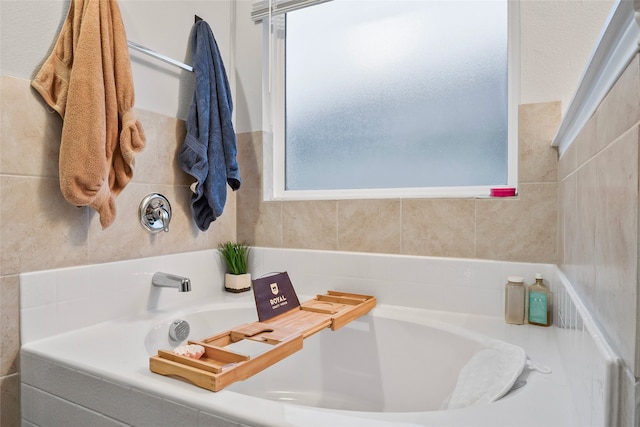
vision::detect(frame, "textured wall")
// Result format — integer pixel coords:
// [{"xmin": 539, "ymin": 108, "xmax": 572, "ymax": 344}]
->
[
  {"xmin": 236, "ymin": 101, "xmax": 561, "ymax": 263},
  {"xmin": 519, "ymin": 0, "xmax": 615, "ymax": 112},
  {"xmin": 0, "ymin": 0, "xmax": 233, "ymax": 120},
  {"xmin": 559, "ymin": 54, "xmax": 640, "ymax": 426}
]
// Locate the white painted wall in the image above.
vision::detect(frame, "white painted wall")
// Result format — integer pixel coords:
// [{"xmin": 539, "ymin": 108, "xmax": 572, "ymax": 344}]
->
[
  {"xmin": 520, "ymin": 0, "xmax": 615, "ymax": 110},
  {"xmin": 0, "ymin": 0, "xmax": 615, "ymax": 130},
  {"xmin": 120, "ymin": 1, "xmax": 234, "ymax": 120},
  {"xmin": 0, "ymin": 0, "xmax": 233, "ymax": 120},
  {"xmin": 234, "ymin": 0, "xmax": 263, "ymax": 134}
]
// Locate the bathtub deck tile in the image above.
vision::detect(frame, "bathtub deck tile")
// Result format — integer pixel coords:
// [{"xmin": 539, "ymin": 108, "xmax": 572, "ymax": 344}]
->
[
  {"xmin": 95, "ymin": 379, "xmax": 134, "ymax": 424},
  {"xmin": 160, "ymin": 399, "xmax": 199, "ymax": 427},
  {"xmin": 27, "ymin": 386, "xmax": 110, "ymax": 427},
  {"xmin": 198, "ymin": 411, "xmax": 244, "ymax": 427},
  {"xmin": 127, "ymin": 388, "xmax": 165, "ymax": 426}
]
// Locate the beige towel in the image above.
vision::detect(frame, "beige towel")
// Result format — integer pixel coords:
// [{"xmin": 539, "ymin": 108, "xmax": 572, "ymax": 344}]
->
[{"xmin": 31, "ymin": 0, "xmax": 145, "ymax": 229}]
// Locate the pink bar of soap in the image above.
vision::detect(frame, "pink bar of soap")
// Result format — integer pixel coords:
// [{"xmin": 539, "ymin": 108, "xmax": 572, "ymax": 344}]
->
[
  {"xmin": 490, "ymin": 187, "xmax": 516, "ymax": 197},
  {"xmin": 173, "ymin": 344, "xmax": 205, "ymax": 359}
]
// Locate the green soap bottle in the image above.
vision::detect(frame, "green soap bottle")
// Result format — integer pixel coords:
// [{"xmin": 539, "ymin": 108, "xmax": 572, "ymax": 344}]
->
[{"xmin": 528, "ymin": 273, "xmax": 551, "ymax": 326}]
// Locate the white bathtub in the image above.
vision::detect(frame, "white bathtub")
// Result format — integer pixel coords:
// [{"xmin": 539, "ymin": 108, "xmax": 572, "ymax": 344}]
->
[
  {"xmin": 21, "ymin": 293, "xmax": 577, "ymax": 427},
  {"xmin": 148, "ymin": 303, "xmax": 498, "ymax": 412}
]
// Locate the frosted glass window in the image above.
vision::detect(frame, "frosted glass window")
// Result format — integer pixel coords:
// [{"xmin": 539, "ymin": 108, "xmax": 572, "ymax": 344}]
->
[{"xmin": 284, "ymin": 0, "xmax": 508, "ymax": 191}]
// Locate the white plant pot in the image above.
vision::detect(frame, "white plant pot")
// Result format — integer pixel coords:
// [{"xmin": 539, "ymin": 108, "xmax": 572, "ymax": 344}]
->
[{"xmin": 225, "ymin": 273, "xmax": 252, "ymax": 293}]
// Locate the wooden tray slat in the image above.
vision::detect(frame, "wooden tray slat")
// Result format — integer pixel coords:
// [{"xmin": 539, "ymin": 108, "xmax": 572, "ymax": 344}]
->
[
  {"xmin": 316, "ymin": 294, "xmax": 367, "ymax": 305},
  {"xmin": 150, "ymin": 355, "xmax": 218, "ymax": 389},
  {"xmin": 188, "ymin": 341, "xmax": 251, "ymax": 364},
  {"xmin": 331, "ymin": 296, "xmax": 377, "ymax": 330},
  {"xmin": 327, "ymin": 290, "xmax": 373, "ymax": 301},
  {"xmin": 156, "ymin": 349, "xmax": 224, "ymax": 374},
  {"xmin": 300, "ymin": 300, "xmax": 345, "ymax": 314}
]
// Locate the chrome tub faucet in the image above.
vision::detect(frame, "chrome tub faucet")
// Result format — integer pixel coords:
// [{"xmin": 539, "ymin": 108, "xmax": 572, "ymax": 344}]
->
[{"xmin": 152, "ymin": 272, "xmax": 191, "ymax": 292}]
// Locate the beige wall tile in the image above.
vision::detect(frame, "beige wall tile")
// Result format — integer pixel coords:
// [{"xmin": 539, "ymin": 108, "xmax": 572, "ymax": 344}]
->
[
  {"xmin": 0, "ymin": 76, "xmax": 61, "ymax": 178},
  {"xmin": 236, "ymin": 131, "xmax": 262, "ymax": 190},
  {"xmin": 0, "ymin": 276, "xmax": 19, "ymax": 377},
  {"xmin": 338, "ymin": 199, "xmax": 401, "ymax": 254},
  {"xmin": 233, "ymin": 132, "xmax": 264, "ymax": 245},
  {"xmin": 87, "ymin": 183, "xmax": 158, "ymax": 263},
  {"xmin": 87, "ymin": 183, "xmax": 222, "ymax": 263},
  {"xmin": 203, "ymin": 188, "xmax": 238, "ymax": 248},
  {"xmin": 157, "ymin": 113, "xmax": 190, "ymax": 187},
  {"xmin": 0, "ymin": 176, "xmax": 89, "ymax": 275},
  {"xmin": 575, "ymin": 114, "xmax": 598, "ymax": 167},
  {"xmin": 283, "ymin": 201, "xmax": 337, "ymax": 250},
  {"xmin": 519, "ymin": 101, "xmax": 561, "ymax": 183},
  {"xmin": 0, "ymin": 373, "xmax": 20, "ymax": 427},
  {"xmin": 0, "ymin": 78, "xmax": 228, "ymax": 273},
  {"xmin": 558, "ymin": 139, "xmax": 577, "ymax": 181},
  {"xmin": 402, "ymin": 199, "xmax": 475, "ymax": 258},
  {"xmin": 558, "ymin": 174, "xmax": 575, "ymax": 267},
  {"xmin": 559, "ymin": 55, "xmax": 640, "ymax": 381},
  {"xmin": 574, "ymin": 158, "xmax": 598, "ymax": 303},
  {"xmin": 595, "ymin": 55, "xmax": 640, "ymax": 154},
  {"xmin": 592, "ymin": 126, "xmax": 638, "ymax": 371},
  {"xmin": 237, "ymin": 188, "xmax": 282, "ymax": 247},
  {"xmin": 134, "ymin": 110, "xmax": 190, "ymax": 186},
  {"xmin": 476, "ymin": 183, "xmax": 557, "ymax": 263}
]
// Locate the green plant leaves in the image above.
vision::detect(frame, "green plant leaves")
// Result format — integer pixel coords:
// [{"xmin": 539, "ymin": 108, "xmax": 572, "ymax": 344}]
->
[{"xmin": 218, "ymin": 241, "xmax": 250, "ymax": 275}]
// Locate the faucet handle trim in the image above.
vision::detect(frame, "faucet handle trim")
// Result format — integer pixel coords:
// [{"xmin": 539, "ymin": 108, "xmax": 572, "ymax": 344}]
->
[{"xmin": 139, "ymin": 193, "xmax": 172, "ymax": 234}]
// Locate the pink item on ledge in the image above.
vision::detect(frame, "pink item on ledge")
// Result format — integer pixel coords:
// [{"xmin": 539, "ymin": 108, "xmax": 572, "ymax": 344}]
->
[{"xmin": 490, "ymin": 187, "xmax": 517, "ymax": 197}]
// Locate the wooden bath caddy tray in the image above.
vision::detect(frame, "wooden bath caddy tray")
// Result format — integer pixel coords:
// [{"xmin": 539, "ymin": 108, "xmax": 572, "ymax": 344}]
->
[{"xmin": 149, "ymin": 291, "xmax": 376, "ymax": 391}]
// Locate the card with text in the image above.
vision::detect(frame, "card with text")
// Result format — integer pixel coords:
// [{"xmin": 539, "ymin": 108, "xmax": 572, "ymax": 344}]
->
[{"xmin": 252, "ymin": 272, "xmax": 300, "ymax": 322}]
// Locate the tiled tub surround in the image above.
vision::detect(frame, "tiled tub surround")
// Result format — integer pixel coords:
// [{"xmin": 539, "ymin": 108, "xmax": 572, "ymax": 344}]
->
[
  {"xmin": 20, "ymin": 248, "xmax": 621, "ymax": 426},
  {"xmin": 0, "ymin": 76, "xmax": 562, "ymax": 426},
  {"xmin": 1, "ymin": 79, "xmax": 562, "ymax": 423},
  {"xmin": 558, "ymin": 51, "xmax": 640, "ymax": 425},
  {"xmin": 235, "ymin": 101, "xmax": 560, "ymax": 262}
]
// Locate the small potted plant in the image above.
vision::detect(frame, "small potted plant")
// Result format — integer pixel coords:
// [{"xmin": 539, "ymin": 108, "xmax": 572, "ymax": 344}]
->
[{"xmin": 218, "ymin": 241, "xmax": 251, "ymax": 293}]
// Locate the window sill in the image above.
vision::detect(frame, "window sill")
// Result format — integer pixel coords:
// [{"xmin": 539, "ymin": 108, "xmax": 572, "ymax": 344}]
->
[{"xmin": 265, "ymin": 186, "xmax": 518, "ymax": 201}]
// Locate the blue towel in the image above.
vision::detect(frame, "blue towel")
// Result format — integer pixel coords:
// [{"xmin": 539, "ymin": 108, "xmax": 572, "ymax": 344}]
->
[{"xmin": 178, "ymin": 20, "xmax": 240, "ymax": 231}]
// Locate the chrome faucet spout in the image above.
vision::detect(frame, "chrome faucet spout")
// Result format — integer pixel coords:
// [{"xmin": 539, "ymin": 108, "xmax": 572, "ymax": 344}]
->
[{"xmin": 152, "ymin": 272, "xmax": 191, "ymax": 292}]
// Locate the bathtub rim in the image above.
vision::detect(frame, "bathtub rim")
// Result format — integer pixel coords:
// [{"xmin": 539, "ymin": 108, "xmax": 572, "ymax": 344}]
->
[{"xmin": 20, "ymin": 299, "xmax": 575, "ymax": 427}]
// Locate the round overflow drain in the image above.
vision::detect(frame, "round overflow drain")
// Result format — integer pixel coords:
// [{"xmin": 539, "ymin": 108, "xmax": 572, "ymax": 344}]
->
[{"xmin": 169, "ymin": 319, "xmax": 190, "ymax": 342}]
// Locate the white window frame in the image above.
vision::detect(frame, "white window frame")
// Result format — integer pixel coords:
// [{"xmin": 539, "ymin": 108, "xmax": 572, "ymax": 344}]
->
[{"xmin": 262, "ymin": 1, "xmax": 520, "ymax": 201}]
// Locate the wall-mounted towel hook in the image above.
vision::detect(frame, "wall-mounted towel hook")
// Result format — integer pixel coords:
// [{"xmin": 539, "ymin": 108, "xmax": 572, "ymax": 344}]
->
[{"xmin": 195, "ymin": 15, "xmax": 203, "ymax": 23}]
